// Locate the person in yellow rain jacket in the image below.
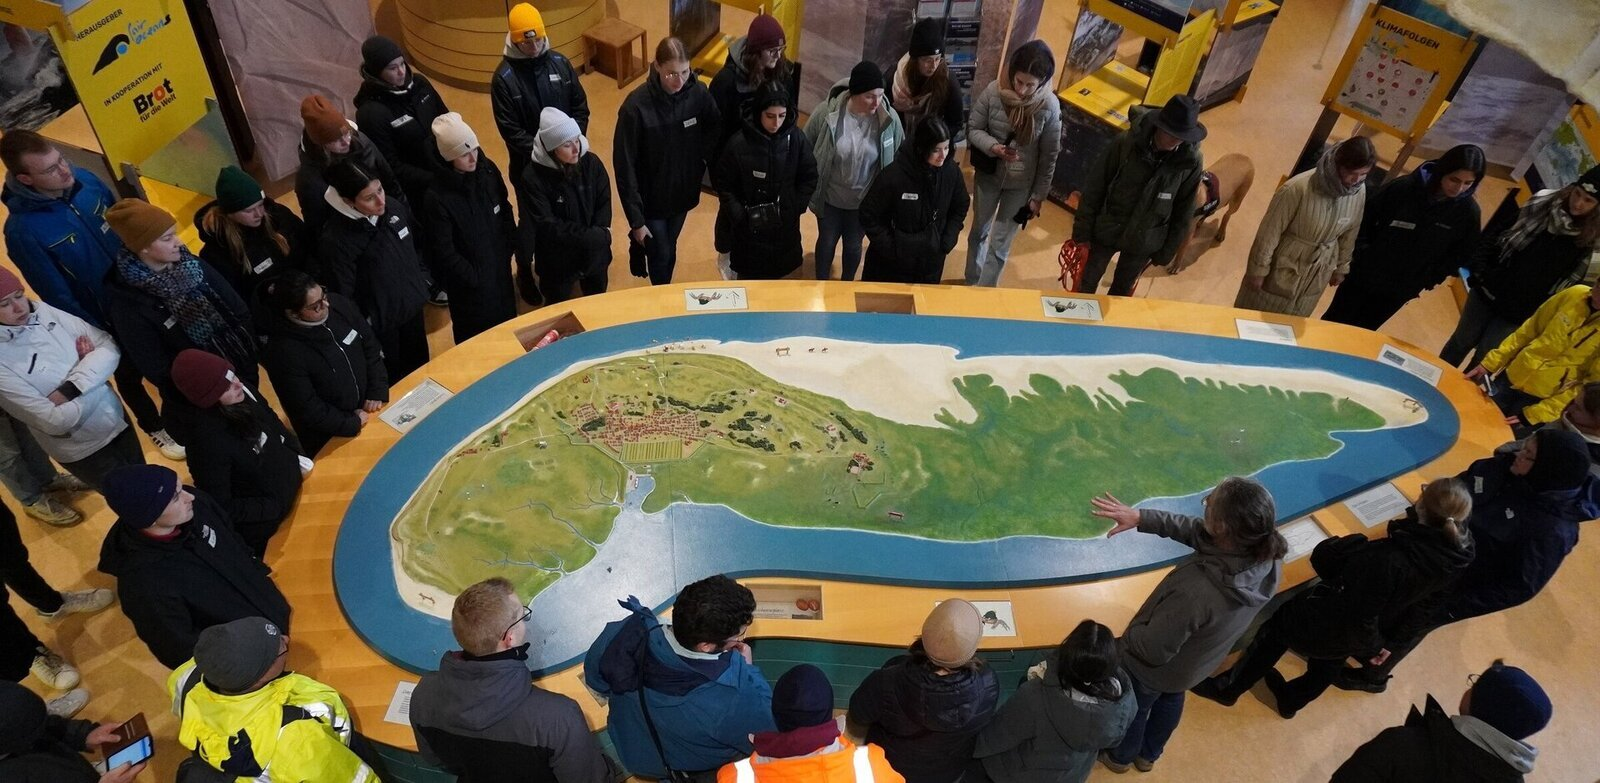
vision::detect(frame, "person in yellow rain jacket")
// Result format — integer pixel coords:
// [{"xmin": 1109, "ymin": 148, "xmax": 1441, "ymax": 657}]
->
[
  {"xmin": 167, "ymin": 617, "xmax": 377, "ymax": 783},
  {"xmin": 1469, "ymin": 284, "xmax": 1600, "ymax": 432},
  {"xmin": 718, "ymin": 665, "xmax": 904, "ymax": 783}
]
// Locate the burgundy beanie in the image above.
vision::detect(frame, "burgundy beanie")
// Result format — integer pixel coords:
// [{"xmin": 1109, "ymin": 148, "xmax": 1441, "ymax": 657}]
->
[
  {"xmin": 747, "ymin": 14, "xmax": 784, "ymax": 53},
  {"xmin": 0, "ymin": 267, "xmax": 22, "ymax": 299},
  {"xmin": 171, "ymin": 349, "xmax": 236, "ymax": 408}
]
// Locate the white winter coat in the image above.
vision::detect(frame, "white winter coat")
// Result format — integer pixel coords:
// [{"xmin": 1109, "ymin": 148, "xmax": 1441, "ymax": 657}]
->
[{"xmin": 0, "ymin": 299, "xmax": 127, "ymax": 462}]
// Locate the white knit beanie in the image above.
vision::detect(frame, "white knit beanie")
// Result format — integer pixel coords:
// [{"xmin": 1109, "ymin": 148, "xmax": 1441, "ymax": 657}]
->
[
  {"xmin": 432, "ymin": 112, "xmax": 478, "ymax": 161},
  {"xmin": 537, "ymin": 106, "xmax": 582, "ymax": 153}
]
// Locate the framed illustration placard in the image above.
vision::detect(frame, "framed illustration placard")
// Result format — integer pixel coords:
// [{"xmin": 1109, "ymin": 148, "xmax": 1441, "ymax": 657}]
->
[{"xmin": 1321, "ymin": 5, "xmax": 1474, "ymax": 139}]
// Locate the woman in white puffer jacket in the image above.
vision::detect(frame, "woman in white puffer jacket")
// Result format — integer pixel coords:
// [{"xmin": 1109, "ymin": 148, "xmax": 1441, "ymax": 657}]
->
[{"xmin": 0, "ymin": 268, "xmax": 145, "ymax": 491}]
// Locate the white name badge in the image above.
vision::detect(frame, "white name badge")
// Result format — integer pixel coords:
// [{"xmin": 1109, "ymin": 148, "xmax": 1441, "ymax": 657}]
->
[
  {"xmin": 397, "ymin": 226, "xmax": 410, "ymax": 239},
  {"xmin": 1157, "ymin": 192, "xmax": 1172, "ymax": 200},
  {"xmin": 1389, "ymin": 220, "xmax": 1416, "ymax": 229},
  {"xmin": 493, "ymin": 204, "xmax": 501, "ymax": 214},
  {"xmin": 752, "ymin": 171, "xmax": 767, "ymax": 179},
  {"xmin": 343, "ymin": 329, "xmax": 359, "ymax": 345},
  {"xmin": 548, "ymin": 74, "xmax": 561, "ymax": 82},
  {"xmin": 253, "ymin": 258, "xmax": 274, "ymax": 274},
  {"xmin": 163, "ymin": 316, "xmax": 177, "ymax": 329},
  {"xmin": 901, "ymin": 193, "xmax": 919, "ymax": 201},
  {"xmin": 683, "ymin": 117, "xmax": 698, "ymax": 127},
  {"xmin": 100, "ymin": 222, "xmax": 111, "ymax": 233},
  {"xmin": 391, "ymin": 115, "xmax": 414, "ymax": 128}
]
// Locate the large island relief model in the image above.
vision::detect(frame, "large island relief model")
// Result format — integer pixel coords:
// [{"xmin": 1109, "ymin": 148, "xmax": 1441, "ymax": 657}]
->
[{"xmin": 334, "ymin": 313, "xmax": 1459, "ymax": 674}]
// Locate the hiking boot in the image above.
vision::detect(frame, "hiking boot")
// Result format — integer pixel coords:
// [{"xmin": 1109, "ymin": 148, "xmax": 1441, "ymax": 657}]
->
[
  {"xmin": 46, "ymin": 687, "xmax": 90, "ymax": 718},
  {"xmin": 1134, "ymin": 757, "xmax": 1155, "ymax": 772},
  {"xmin": 24, "ymin": 496, "xmax": 81, "ymax": 527},
  {"xmin": 45, "ymin": 473, "xmax": 92, "ymax": 493},
  {"xmin": 148, "ymin": 429, "xmax": 186, "ymax": 460},
  {"xmin": 30, "ymin": 648, "xmax": 80, "ymax": 690},
  {"xmin": 1333, "ymin": 668, "xmax": 1390, "ymax": 694},
  {"xmin": 1098, "ymin": 751, "xmax": 1132, "ymax": 774},
  {"xmin": 38, "ymin": 588, "xmax": 115, "ymax": 620},
  {"xmin": 1190, "ymin": 675, "xmax": 1239, "ymax": 707}
]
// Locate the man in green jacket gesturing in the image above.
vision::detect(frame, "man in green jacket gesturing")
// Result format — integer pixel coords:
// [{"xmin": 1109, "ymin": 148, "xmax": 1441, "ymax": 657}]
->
[{"xmin": 1073, "ymin": 95, "xmax": 1206, "ymax": 296}]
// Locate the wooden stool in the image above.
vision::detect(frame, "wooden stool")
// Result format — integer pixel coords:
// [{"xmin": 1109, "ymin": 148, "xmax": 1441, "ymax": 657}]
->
[{"xmin": 582, "ymin": 17, "xmax": 647, "ymax": 89}]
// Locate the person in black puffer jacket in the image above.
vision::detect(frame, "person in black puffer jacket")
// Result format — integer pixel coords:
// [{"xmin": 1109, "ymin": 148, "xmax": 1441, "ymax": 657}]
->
[
  {"xmin": 353, "ymin": 36, "xmax": 450, "ymax": 217},
  {"xmin": 423, "ymin": 113, "xmax": 518, "ymax": 342},
  {"xmin": 524, "ymin": 107, "xmax": 612, "ymax": 304},
  {"xmin": 861, "ymin": 116, "xmax": 969, "ymax": 284},
  {"xmin": 847, "ymin": 599, "xmax": 999, "ymax": 783},
  {"xmin": 713, "ymin": 92, "xmax": 817, "ymax": 279},
  {"xmin": 96, "ymin": 464, "xmax": 291, "ymax": 669},
  {"xmin": 1339, "ymin": 428, "xmax": 1600, "ymax": 694},
  {"xmin": 0, "ymin": 681, "xmax": 145, "ymax": 783},
  {"xmin": 1440, "ymin": 165, "xmax": 1600, "ymax": 368},
  {"xmin": 295, "ymin": 95, "xmax": 403, "ymax": 237},
  {"xmin": 1323, "ymin": 145, "xmax": 1486, "ymax": 330},
  {"xmin": 103, "ymin": 199, "xmax": 259, "ymax": 395},
  {"xmin": 707, "ymin": 14, "xmax": 800, "ymax": 163},
  {"xmin": 164, "ymin": 350, "xmax": 304, "ymax": 559},
  {"xmin": 195, "ymin": 166, "xmax": 310, "ymax": 312},
  {"xmin": 260, "ymin": 272, "xmax": 389, "ymax": 457},
  {"xmin": 318, "ymin": 158, "xmax": 432, "ymax": 383},
  {"xmin": 614, "ymin": 37, "xmax": 721, "ymax": 285},
  {"xmin": 1192, "ymin": 479, "xmax": 1475, "ymax": 717}
]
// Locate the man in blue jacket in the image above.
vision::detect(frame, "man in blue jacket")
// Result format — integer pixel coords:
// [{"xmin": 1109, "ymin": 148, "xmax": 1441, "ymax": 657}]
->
[
  {"xmin": 1, "ymin": 129, "xmax": 182, "ymax": 460},
  {"xmin": 584, "ymin": 575, "xmax": 775, "ymax": 779}
]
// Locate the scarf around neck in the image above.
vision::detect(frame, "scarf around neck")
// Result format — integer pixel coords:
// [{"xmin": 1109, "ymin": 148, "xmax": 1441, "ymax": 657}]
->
[
  {"xmin": 998, "ymin": 86, "xmax": 1048, "ymax": 147},
  {"xmin": 891, "ymin": 54, "xmax": 931, "ymax": 115},
  {"xmin": 116, "ymin": 247, "xmax": 252, "ymax": 367},
  {"xmin": 1500, "ymin": 189, "xmax": 1578, "ymax": 259},
  {"xmin": 1314, "ymin": 145, "xmax": 1363, "ymax": 198}
]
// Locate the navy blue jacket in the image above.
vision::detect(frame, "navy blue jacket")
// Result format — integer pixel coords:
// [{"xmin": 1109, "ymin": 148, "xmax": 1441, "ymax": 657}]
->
[
  {"xmin": 583, "ymin": 597, "xmax": 773, "ymax": 776},
  {"xmin": 1442, "ymin": 454, "xmax": 1600, "ymax": 622},
  {"xmin": 2, "ymin": 168, "xmax": 121, "ymax": 327}
]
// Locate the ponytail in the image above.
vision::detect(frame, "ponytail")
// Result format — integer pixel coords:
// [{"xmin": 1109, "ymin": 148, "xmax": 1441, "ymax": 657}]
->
[{"xmin": 1416, "ymin": 478, "xmax": 1473, "ymax": 549}]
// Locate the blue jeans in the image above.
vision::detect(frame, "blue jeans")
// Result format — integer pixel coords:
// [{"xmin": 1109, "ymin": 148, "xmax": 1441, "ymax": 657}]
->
[
  {"xmin": 965, "ymin": 177, "xmax": 1032, "ymax": 286},
  {"xmin": 1108, "ymin": 673, "xmax": 1186, "ymax": 765},
  {"xmin": 0, "ymin": 412, "xmax": 57, "ymax": 506},
  {"xmin": 815, "ymin": 203, "xmax": 864, "ymax": 281},
  {"xmin": 644, "ymin": 213, "xmax": 689, "ymax": 286}
]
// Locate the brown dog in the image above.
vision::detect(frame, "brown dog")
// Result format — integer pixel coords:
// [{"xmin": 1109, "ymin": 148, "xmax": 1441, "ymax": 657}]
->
[{"xmin": 1169, "ymin": 153, "xmax": 1254, "ymax": 274}]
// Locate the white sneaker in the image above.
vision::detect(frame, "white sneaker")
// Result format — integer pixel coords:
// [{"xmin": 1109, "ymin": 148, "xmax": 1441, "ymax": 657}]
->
[
  {"xmin": 23, "ymin": 496, "xmax": 81, "ymax": 527},
  {"xmin": 46, "ymin": 687, "xmax": 90, "ymax": 718},
  {"xmin": 30, "ymin": 648, "xmax": 80, "ymax": 690},
  {"xmin": 148, "ymin": 428, "xmax": 186, "ymax": 460},
  {"xmin": 38, "ymin": 588, "xmax": 115, "ymax": 620}
]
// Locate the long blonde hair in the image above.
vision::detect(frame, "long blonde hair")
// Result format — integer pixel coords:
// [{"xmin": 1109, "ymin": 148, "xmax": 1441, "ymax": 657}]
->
[
  {"xmin": 202, "ymin": 204, "xmax": 291, "ymax": 277},
  {"xmin": 1416, "ymin": 479, "xmax": 1472, "ymax": 549}
]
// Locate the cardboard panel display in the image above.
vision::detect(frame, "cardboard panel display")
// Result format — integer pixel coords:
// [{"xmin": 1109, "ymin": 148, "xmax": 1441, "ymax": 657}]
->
[{"xmin": 1321, "ymin": 4, "xmax": 1474, "ymax": 140}]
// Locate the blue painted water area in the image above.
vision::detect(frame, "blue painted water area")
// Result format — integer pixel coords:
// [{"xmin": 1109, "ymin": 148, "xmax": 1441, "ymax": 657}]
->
[{"xmin": 333, "ymin": 312, "xmax": 1459, "ymax": 675}]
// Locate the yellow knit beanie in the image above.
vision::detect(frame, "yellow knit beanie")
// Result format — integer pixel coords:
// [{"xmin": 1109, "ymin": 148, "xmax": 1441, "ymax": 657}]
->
[{"xmin": 508, "ymin": 4, "xmax": 546, "ymax": 39}]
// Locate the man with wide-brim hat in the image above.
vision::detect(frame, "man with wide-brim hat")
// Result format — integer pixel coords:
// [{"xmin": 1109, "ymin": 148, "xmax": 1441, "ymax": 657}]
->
[{"xmin": 1072, "ymin": 94, "xmax": 1207, "ymax": 296}]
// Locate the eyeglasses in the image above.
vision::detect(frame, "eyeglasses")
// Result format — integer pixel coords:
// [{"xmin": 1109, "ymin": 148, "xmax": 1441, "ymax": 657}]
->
[
  {"xmin": 1467, "ymin": 672, "xmax": 1480, "ymax": 685},
  {"xmin": 763, "ymin": 44, "xmax": 785, "ymax": 55},
  {"xmin": 301, "ymin": 296, "xmax": 329, "ymax": 313},
  {"xmin": 503, "ymin": 605, "xmax": 532, "ymax": 640},
  {"xmin": 31, "ymin": 156, "xmax": 70, "ymax": 177}
]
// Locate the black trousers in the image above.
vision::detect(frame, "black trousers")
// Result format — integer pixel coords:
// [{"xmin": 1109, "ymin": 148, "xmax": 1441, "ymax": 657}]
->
[
  {"xmin": 0, "ymin": 504, "xmax": 60, "ymax": 680},
  {"xmin": 540, "ymin": 268, "xmax": 609, "ymax": 306},
  {"xmin": 1213, "ymin": 621, "xmax": 1344, "ymax": 711},
  {"xmin": 1075, "ymin": 244, "xmax": 1153, "ymax": 297},
  {"xmin": 378, "ymin": 311, "xmax": 430, "ymax": 384},
  {"xmin": 112, "ymin": 351, "xmax": 163, "ymax": 433}
]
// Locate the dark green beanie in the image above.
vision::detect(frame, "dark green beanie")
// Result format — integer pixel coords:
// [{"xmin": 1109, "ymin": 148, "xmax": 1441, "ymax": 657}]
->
[{"xmin": 215, "ymin": 165, "xmax": 264, "ymax": 213}]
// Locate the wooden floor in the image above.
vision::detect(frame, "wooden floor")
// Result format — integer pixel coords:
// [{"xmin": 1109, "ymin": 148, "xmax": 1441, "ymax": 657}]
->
[{"xmin": 3, "ymin": 0, "xmax": 1595, "ymax": 780}]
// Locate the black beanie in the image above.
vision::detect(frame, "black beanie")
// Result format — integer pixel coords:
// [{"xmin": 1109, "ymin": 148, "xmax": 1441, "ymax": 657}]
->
[
  {"xmin": 909, "ymin": 18, "xmax": 945, "ymax": 58},
  {"xmin": 848, "ymin": 61, "xmax": 884, "ymax": 96},
  {"xmin": 361, "ymin": 35, "xmax": 406, "ymax": 76},
  {"xmin": 1578, "ymin": 165, "xmax": 1600, "ymax": 198},
  {"xmin": 772, "ymin": 664, "xmax": 834, "ymax": 731},
  {"xmin": 0, "ymin": 681, "xmax": 47, "ymax": 756},
  {"xmin": 1524, "ymin": 429, "xmax": 1591, "ymax": 492}
]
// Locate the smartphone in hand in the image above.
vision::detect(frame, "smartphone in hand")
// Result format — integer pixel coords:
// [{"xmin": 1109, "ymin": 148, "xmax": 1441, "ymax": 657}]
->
[{"xmin": 103, "ymin": 713, "xmax": 154, "ymax": 770}]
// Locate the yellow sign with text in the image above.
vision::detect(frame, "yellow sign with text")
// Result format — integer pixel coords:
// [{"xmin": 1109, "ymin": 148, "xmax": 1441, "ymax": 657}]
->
[
  {"xmin": 49, "ymin": 0, "xmax": 214, "ymax": 167},
  {"xmin": 1322, "ymin": 5, "xmax": 1474, "ymax": 139},
  {"xmin": 1145, "ymin": 9, "xmax": 1215, "ymax": 108}
]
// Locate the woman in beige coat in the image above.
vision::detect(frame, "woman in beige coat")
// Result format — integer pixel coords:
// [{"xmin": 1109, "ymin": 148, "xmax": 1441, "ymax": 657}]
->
[{"xmin": 1235, "ymin": 137, "xmax": 1376, "ymax": 316}]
